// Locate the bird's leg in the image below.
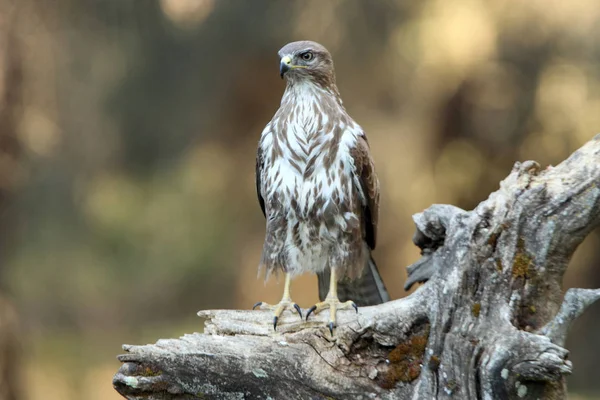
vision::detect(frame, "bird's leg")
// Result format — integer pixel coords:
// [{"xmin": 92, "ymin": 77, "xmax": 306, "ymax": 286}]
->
[
  {"xmin": 252, "ymin": 273, "xmax": 302, "ymax": 330},
  {"xmin": 306, "ymin": 268, "xmax": 358, "ymax": 335}
]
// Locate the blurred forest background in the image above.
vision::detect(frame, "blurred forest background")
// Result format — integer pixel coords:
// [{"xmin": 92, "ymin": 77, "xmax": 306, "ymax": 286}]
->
[{"xmin": 0, "ymin": 0, "xmax": 598, "ymax": 399}]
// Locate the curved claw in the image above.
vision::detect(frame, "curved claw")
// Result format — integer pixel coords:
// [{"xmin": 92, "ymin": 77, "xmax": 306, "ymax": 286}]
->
[
  {"xmin": 306, "ymin": 305, "xmax": 317, "ymax": 321},
  {"xmin": 328, "ymin": 322, "xmax": 336, "ymax": 336},
  {"xmin": 293, "ymin": 304, "xmax": 303, "ymax": 319},
  {"xmin": 273, "ymin": 316, "xmax": 278, "ymax": 331},
  {"xmin": 252, "ymin": 301, "xmax": 262, "ymax": 310},
  {"xmin": 352, "ymin": 302, "xmax": 358, "ymax": 313}
]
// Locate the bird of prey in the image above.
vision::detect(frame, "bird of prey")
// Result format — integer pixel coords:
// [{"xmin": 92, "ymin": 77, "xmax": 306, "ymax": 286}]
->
[{"xmin": 253, "ymin": 40, "xmax": 389, "ymax": 333}]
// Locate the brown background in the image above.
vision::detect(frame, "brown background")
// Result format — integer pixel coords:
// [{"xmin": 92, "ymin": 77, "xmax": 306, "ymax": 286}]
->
[{"xmin": 0, "ymin": 1, "xmax": 598, "ymax": 398}]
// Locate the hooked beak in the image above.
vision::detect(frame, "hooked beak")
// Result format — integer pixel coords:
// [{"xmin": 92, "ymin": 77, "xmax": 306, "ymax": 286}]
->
[{"xmin": 280, "ymin": 55, "xmax": 292, "ymax": 79}]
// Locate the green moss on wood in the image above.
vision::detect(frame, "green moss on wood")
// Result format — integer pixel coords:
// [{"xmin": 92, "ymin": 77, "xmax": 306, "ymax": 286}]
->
[
  {"xmin": 428, "ymin": 355, "xmax": 441, "ymax": 371},
  {"xmin": 379, "ymin": 325, "xmax": 430, "ymax": 389},
  {"xmin": 139, "ymin": 365, "xmax": 162, "ymax": 377},
  {"xmin": 512, "ymin": 238, "xmax": 535, "ymax": 279},
  {"xmin": 529, "ymin": 305, "xmax": 536, "ymax": 313},
  {"xmin": 496, "ymin": 259, "xmax": 503, "ymax": 271}
]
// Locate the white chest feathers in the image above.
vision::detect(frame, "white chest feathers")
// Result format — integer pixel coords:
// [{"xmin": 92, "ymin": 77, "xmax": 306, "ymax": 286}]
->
[{"xmin": 261, "ymin": 84, "xmax": 362, "ymax": 213}]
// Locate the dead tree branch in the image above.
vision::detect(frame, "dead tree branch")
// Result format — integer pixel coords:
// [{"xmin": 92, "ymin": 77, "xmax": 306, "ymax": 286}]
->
[{"xmin": 114, "ymin": 135, "xmax": 600, "ymax": 400}]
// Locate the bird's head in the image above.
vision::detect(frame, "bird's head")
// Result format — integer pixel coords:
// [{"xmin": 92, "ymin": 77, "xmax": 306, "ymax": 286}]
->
[{"xmin": 278, "ymin": 41, "xmax": 336, "ymax": 88}]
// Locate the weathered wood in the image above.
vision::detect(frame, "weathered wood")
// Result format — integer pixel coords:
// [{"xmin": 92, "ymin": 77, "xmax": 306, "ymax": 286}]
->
[{"xmin": 113, "ymin": 136, "xmax": 600, "ymax": 399}]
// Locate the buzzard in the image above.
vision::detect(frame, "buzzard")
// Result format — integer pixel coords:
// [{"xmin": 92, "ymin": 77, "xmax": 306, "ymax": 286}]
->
[{"xmin": 254, "ymin": 41, "xmax": 389, "ymax": 333}]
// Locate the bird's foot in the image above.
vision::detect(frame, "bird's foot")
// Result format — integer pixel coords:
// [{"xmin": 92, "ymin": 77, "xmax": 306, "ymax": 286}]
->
[
  {"xmin": 306, "ymin": 297, "xmax": 358, "ymax": 335},
  {"xmin": 252, "ymin": 298, "xmax": 302, "ymax": 331}
]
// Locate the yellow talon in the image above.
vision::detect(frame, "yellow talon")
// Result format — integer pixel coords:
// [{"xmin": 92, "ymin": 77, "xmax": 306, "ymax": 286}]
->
[
  {"xmin": 252, "ymin": 273, "xmax": 302, "ymax": 330},
  {"xmin": 305, "ymin": 268, "xmax": 358, "ymax": 335}
]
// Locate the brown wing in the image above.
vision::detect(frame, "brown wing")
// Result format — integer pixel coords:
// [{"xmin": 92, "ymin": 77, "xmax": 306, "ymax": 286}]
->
[
  {"xmin": 351, "ymin": 133, "xmax": 380, "ymax": 249},
  {"xmin": 256, "ymin": 145, "xmax": 266, "ymax": 217}
]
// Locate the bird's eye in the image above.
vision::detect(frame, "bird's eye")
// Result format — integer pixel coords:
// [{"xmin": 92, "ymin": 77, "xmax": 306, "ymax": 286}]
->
[{"xmin": 301, "ymin": 51, "xmax": 314, "ymax": 61}]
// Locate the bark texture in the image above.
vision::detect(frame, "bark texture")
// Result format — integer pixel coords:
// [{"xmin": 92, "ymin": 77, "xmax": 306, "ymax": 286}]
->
[{"xmin": 114, "ymin": 136, "xmax": 600, "ymax": 400}]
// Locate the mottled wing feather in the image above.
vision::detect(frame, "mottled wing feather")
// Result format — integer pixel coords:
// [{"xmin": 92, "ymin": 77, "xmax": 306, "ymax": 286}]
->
[
  {"xmin": 256, "ymin": 144, "xmax": 266, "ymax": 217},
  {"xmin": 351, "ymin": 133, "xmax": 380, "ymax": 249}
]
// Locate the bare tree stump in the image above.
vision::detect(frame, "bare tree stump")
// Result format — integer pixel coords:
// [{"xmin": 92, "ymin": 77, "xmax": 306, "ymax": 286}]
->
[{"xmin": 113, "ymin": 136, "xmax": 600, "ymax": 400}]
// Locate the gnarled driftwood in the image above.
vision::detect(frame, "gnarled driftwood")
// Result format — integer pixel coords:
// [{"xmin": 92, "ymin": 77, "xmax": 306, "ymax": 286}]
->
[{"xmin": 113, "ymin": 135, "xmax": 600, "ymax": 400}]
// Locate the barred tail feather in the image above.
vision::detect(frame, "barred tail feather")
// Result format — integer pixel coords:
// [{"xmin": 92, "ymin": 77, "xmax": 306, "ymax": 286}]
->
[{"xmin": 318, "ymin": 255, "xmax": 390, "ymax": 306}]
